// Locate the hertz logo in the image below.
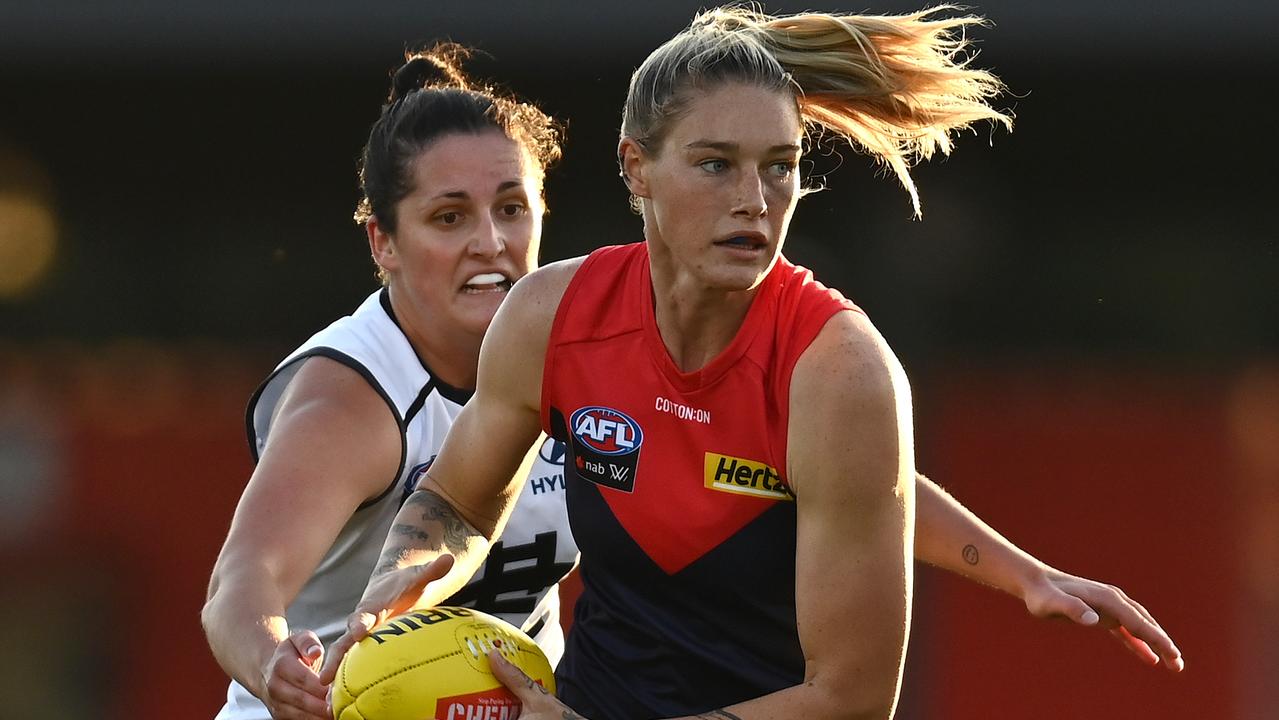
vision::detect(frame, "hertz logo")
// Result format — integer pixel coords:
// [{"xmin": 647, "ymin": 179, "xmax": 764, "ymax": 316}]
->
[{"xmin": 703, "ymin": 453, "xmax": 793, "ymax": 501}]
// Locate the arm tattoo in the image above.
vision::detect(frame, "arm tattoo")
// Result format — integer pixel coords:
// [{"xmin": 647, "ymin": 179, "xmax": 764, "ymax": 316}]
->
[
  {"xmin": 390, "ymin": 523, "xmax": 431, "ymax": 543},
  {"xmin": 372, "ymin": 489, "xmax": 477, "ymax": 577},
  {"xmin": 373, "ymin": 554, "xmax": 408, "ymax": 576},
  {"xmin": 696, "ymin": 711, "xmax": 744, "ymax": 720},
  {"xmin": 409, "ymin": 488, "xmax": 474, "ymax": 552},
  {"xmin": 962, "ymin": 543, "xmax": 980, "ymax": 566}
]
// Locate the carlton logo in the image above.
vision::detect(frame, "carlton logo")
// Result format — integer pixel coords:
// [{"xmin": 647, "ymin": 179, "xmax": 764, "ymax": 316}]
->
[
  {"xmin": 569, "ymin": 406, "xmax": 644, "ymax": 456},
  {"xmin": 402, "ymin": 455, "xmax": 437, "ymax": 504}
]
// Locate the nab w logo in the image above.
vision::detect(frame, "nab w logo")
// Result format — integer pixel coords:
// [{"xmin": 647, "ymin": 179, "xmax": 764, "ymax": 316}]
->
[{"xmin": 570, "ymin": 406, "xmax": 643, "ymax": 456}]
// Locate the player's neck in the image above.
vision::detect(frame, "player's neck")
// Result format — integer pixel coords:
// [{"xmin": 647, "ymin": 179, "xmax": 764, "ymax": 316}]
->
[
  {"xmin": 386, "ymin": 289, "xmax": 482, "ymax": 390},
  {"xmin": 649, "ymin": 274, "xmax": 756, "ymax": 373},
  {"xmin": 412, "ymin": 335, "xmax": 480, "ymax": 391}
]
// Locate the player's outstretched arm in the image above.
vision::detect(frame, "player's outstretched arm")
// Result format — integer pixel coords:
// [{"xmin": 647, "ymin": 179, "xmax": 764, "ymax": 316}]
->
[
  {"xmin": 202, "ymin": 357, "xmax": 407, "ymax": 720},
  {"xmin": 318, "ymin": 260, "xmax": 574, "ymax": 686},
  {"xmin": 912, "ymin": 473, "xmax": 1184, "ymax": 671},
  {"xmin": 495, "ymin": 309, "xmax": 916, "ymax": 720}
]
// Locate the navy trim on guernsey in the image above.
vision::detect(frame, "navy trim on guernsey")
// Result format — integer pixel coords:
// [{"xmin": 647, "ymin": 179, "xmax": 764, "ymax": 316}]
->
[
  {"xmin": 243, "ymin": 347, "xmax": 408, "ymax": 511},
  {"xmin": 378, "ymin": 287, "xmax": 475, "ymax": 405},
  {"xmin": 523, "ymin": 611, "xmax": 549, "ymax": 641},
  {"xmin": 403, "ymin": 380, "xmax": 435, "ymax": 427}
]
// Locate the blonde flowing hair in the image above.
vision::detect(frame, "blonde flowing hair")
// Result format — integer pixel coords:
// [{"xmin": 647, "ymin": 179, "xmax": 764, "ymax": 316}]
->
[{"xmin": 621, "ymin": 4, "xmax": 1012, "ymax": 216}]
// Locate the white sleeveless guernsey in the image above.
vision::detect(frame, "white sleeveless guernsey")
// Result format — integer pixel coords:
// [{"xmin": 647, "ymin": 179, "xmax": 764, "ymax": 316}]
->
[{"xmin": 215, "ymin": 289, "xmax": 577, "ymax": 720}]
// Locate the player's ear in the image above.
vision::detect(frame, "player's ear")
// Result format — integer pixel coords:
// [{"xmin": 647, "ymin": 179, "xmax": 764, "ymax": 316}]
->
[
  {"xmin": 368, "ymin": 216, "xmax": 399, "ymax": 274},
  {"xmin": 618, "ymin": 137, "xmax": 652, "ymax": 200}
]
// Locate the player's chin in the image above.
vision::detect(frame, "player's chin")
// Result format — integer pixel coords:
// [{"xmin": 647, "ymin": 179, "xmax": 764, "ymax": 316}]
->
[
  {"xmin": 704, "ymin": 264, "xmax": 771, "ymax": 293},
  {"xmin": 453, "ymin": 289, "xmax": 509, "ymax": 324}
]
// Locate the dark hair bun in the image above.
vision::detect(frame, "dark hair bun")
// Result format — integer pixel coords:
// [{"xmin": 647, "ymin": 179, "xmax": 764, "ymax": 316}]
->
[{"xmin": 389, "ymin": 43, "xmax": 472, "ymax": 103}]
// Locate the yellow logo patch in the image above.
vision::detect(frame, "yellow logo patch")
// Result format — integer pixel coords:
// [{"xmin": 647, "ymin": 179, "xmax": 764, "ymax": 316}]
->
[{"xmin": 703, "ymin": 452, "xmax": 793, "ymax": 501}]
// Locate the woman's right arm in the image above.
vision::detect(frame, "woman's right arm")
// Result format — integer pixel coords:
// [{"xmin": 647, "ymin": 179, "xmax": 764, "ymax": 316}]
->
[
  {"xmin": 201, "ymin": 357, "xmax": 404, "ymax": 720},
  {"xmin": 317, "ymin": 259, "xmax": 575, "ymax": 686}
]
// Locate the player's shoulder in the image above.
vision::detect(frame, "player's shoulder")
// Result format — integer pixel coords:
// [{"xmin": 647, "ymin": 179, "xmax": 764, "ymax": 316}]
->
[
  {"xmin": 478, "ymin": 257, "xmax": 589, "ymax": 393},
  {"xmin": 276, "ymin": 354, "xmax": 400, "ymax": 429},
  {"xmin": 793, "ymin": 310, "xmax": 906, "ymax": 412},
  {"xmin": 495, "ymin": 256, "xmax": 588, "ymax": 328},
  {"xmin": 514, "ymin": 255, "xmax": 587, "ymax": 299},
  {"xmin": 787, "ymin": 312, "xmax": 912, "ymax": 497},
  {"xmin": 259, "ymin": 355, "xmax": 402, "ymax": 493}
]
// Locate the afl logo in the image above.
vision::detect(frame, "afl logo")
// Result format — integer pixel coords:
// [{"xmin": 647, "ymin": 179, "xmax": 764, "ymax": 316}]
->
[{"xmin": 570, "ymin": 406, "xmax": 643, "ymax": 456}]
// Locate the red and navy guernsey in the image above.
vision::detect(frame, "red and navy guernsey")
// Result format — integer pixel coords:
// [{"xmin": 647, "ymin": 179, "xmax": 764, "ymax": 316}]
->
[{"xmin": 541, "ymin": 242, "xmax": 861, "ymax": 719}]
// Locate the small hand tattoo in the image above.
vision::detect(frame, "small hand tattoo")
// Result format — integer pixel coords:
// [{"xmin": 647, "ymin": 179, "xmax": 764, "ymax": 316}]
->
[
  {"xmin": 962, "ymin": 544, "xmax": 980, "ymax": 566},
  {"xmin": 523, "ymin": 674, "xmax": 540, "ymax": 692}
]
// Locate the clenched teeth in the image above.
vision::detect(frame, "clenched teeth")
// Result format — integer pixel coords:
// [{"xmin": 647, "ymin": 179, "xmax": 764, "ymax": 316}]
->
[
  {"xmin": 462, "ymin": 272, "xmax": 513, "ymax": 293},
  {"xmin": 466, "ymin": 272, "xmax": 506, "ymax": 286}
]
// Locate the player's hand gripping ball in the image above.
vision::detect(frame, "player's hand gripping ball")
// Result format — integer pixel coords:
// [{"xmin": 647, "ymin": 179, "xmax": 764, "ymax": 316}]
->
[{"xmin": 330, "ymin": 606, "xmax": 555, "ymax": 720}]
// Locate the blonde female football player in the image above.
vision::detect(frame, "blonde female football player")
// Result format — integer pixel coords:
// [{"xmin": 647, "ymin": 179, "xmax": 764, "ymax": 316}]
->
[{"xmin": 321, "ymin": 8, "xmax": 1183, "ymax": 720}]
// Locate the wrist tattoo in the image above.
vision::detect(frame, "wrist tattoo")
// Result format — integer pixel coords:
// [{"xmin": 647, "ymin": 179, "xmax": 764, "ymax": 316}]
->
[
  {"xmin": 697, "ymin": 711, "xmax": 743, "ymax": 720},
  {"xmin": 962, "ymin": 544, "xmax": 980, "ymax": 566}
]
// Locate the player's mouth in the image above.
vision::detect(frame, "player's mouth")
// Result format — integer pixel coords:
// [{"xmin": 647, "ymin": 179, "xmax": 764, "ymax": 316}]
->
[
  {"xmin": 713, "ymin": 231, "xmax": 768, "ymax": 252},
  {"xmin": 461, "ymin": 272, "xmax": 514, "ymax": 294}
]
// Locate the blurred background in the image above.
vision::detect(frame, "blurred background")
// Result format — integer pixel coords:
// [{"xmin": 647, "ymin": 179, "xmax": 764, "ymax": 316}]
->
[{"xmin": 1, "ymin": 1, "xmax": 1275, "ymax": 717}]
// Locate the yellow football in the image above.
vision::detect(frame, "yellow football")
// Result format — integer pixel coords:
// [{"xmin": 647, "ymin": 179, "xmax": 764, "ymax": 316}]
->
[{"xmin": 331, "ymin": 606, "xmax": 555, "ymax": 720}]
